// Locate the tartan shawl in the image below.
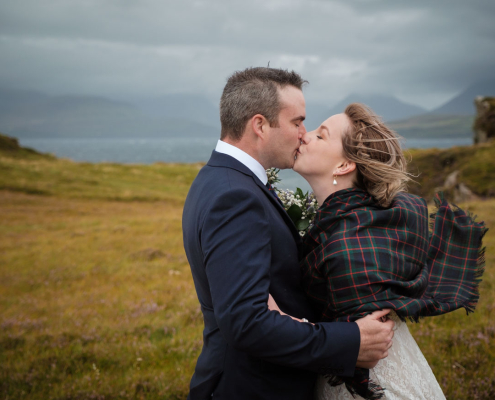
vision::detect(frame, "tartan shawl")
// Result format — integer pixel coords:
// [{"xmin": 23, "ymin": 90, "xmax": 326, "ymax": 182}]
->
[
  {"xmin": 301, "ymin": 188, "xmax": 487, "ymax": 400},
  {"xmin": 301, "ymin": 188, "xmax": 486, "ymax": 324}
]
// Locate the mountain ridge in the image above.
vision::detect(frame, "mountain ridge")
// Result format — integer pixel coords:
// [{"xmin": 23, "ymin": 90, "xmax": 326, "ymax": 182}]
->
[
  {"xmin": 0, "ymin": 89, "xmax": 219, "ymax": 139},
  {"xmin": 2, "ymin": 79, "xmax": 494, "ymax": 140},
  {"xmin": 430, "ymin": 79, "xmax": 495, "ymax": 115},
  {"xmin": 305, "ymin": 93, "xmax": 426, "ymax": 129}
]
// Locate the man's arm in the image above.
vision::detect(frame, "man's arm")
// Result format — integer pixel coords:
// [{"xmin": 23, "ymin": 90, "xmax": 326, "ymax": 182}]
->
[
  {"xmin": 201, "ymin": 188, "xmax": 361, "ymax": 375},
  {"xmin": 268, "ymin": 295, "xmax": 395, "ymax": 370}
]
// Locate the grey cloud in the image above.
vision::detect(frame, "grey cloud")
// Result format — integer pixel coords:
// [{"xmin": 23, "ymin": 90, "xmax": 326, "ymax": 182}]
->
[{"xmin": 0, "ymin": 0, "xmax": 494, "ymax": 109}]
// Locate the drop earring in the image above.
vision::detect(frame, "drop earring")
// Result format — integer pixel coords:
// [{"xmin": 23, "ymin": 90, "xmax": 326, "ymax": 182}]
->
[{"xmin": 333, "ymin": 175, "xmax": 337, "ymax": 186}]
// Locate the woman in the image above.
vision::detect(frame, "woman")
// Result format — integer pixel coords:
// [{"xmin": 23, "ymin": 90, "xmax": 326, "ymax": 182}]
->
[{"xmin": 269, "ymin": 103, "xmax": 486, "ymax": 399}]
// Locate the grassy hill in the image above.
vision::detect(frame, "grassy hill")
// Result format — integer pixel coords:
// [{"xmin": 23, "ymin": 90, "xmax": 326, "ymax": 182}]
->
[
  {"xmin": 407, "ymin": 139, "xmax": 495, "ymax": 199},
  {"xmin": 0, "ymin": 132, "xmax": 54, "ymax": 159},
  {"xmin": 0, "ymin": 133, "xmax": 201, "ymax": 202},
  {"xmin": 1, "ymin": 133, "xmax": 494, "ymax": 399}
]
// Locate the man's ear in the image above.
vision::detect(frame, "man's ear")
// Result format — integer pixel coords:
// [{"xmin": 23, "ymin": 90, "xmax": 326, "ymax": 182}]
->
[
  {"xmin": 251, "ymin": 114, "xmax": 269, "ymax": 139},
  {"xmin": 336, "ymin": 160, "xmax": 356, "ymax": 176}
]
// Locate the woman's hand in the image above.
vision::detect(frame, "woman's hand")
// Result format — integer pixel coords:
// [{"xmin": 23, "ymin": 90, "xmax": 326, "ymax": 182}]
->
[
  {"xmin": 268, "ymin": 294, "xmax": 313, "ymax": 324},
  {"xmin": 268, "ymin": 294, "xmax": 284, "ymax": 314}
]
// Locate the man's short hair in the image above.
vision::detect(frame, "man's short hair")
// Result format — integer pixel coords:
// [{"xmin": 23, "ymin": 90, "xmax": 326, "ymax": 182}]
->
[{"xmin": 220, "ymin": 67, "xmax": 307, "ymax": 141}]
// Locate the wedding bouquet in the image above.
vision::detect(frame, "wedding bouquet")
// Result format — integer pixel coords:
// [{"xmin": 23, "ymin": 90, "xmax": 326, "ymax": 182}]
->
[{"xmin": 266, "ymin": 168, "xmax": 318, "ymax": 236}]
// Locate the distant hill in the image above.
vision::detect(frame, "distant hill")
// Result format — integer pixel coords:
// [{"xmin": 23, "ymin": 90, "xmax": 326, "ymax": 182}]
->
[
  {"xmin": 135, "ymin": 94, "xmax": 220, "ymax": 128},
  {"xmin": 430, "ymin": 79, "xmax": 495, "ymax": 115},
  {"xmin": 386, "ymin": 79, "xmax": 495, "ymax": 138},
  {"xmin": 0, "ymin": 89, "xmax": 219, "ymax": 139},
  {"xmin": 305, "ymin": 94, "xmax": 426, "ymax": 129},
  {"xmin": 334, "ymin": 94, "xmax": 426, "ymax": 121},
  {"xmin": 6, "ymin": 82, "xmax": 494, "ymax": 140},
  {"xmin": 388, "ymin": 114, "xmax": 474, "ymax": 139}
]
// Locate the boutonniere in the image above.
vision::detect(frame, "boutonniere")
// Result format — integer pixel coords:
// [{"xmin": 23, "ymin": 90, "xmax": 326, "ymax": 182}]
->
[{"xmin": 266, "ymin": 168, "xmax": 318, "ymax": 236}]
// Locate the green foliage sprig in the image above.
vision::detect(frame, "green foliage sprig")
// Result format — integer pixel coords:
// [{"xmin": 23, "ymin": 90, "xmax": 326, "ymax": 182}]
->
[{"xmin": 266, "ymin": 168, "xmax": 318, "ymax": 236}]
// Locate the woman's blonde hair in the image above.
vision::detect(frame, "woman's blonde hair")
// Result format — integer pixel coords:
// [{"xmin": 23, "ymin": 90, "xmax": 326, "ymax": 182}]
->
[{"xmin": 342, "ymin": 103, "xmax": 410, "ymax": 207}]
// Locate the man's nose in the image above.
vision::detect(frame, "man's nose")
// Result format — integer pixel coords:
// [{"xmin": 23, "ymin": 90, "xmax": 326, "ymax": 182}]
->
[
  {"xmin": 299, "ymin": 122, "xmax": 307, "ymax": 136},
  {"xmin": 300, "ymin": 130, "xmax": 309, "ymax": 144}
]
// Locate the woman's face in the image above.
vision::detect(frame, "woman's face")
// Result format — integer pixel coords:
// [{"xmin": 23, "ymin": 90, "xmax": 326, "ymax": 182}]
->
[{"xmin": 293, "ymin": 113, "xmax": 350, "ymax": 178}]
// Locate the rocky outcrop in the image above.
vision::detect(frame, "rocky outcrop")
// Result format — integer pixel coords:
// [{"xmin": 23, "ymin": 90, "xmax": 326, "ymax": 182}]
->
[
  {"xmin": 439, "ymin": 170, "xmax": 478, "ymax": 203},
  {"xmin": 473, "ymin": 96, "xmax": 495, "ymax": 144}
]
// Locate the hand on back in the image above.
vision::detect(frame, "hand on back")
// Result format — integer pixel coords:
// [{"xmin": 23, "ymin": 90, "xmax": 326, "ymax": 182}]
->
[{"xmin": 355, "ymin": 309, "xmax": 395, "ymax": 369}]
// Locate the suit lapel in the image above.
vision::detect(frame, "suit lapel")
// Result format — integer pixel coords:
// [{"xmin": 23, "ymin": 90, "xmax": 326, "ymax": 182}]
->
[{"xmin": 207, "ymin": 151, "xmax": 302, "ymax": 250}]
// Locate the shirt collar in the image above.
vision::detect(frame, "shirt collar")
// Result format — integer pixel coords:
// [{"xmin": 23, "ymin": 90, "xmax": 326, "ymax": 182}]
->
[{"xmin": 215, "ymin": 140, "xmax": 268, "ymax": 185}]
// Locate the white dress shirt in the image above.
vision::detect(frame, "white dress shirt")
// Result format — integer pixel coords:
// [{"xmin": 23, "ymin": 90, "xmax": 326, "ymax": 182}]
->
[{"xmin": 215, "ymin": 140, "xmax": 268, "ymax": 185}]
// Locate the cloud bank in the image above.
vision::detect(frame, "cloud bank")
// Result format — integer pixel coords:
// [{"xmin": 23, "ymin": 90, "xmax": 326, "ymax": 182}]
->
[{"xmin": 1, "ymin": 0, "xmax": 494, "ymax": 109}]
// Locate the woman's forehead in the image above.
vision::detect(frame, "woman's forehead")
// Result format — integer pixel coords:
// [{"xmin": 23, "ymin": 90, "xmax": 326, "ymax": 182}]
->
[{"xmin": 322, "ymin": 113, "xmax": 351, "ymax": 136}]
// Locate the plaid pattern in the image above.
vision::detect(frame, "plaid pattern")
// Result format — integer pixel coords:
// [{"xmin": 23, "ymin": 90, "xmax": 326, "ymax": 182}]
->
[
  {"xmin": 301, "ymin": 188, "xmax": 486, "ymax": 323},
  {"xmin": 301, "ymin": 188, "xmax": 487, "ymax": 399}
]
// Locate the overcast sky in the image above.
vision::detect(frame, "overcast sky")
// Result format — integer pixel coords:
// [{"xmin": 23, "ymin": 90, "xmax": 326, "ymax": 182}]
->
[{"xmin": 1, "ymin": 0, "xmax": 494, "ymax": 110}]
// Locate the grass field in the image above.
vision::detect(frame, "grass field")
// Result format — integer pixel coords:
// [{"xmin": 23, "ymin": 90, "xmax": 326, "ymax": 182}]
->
[{"xmin": 1, "ymin": 138, "xmax": 494, "ymax": 399}]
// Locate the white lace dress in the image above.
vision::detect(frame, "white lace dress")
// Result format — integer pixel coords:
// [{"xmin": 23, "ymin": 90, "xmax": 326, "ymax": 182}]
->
[{"xmin": 315, "ymin": 313, "xmax": 446, "ymax": 400}]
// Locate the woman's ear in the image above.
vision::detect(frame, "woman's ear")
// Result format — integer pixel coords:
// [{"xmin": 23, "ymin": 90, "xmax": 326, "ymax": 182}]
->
[{"xmin": 336, "ymin": 160, "xmax": 356, "ymax": 176}]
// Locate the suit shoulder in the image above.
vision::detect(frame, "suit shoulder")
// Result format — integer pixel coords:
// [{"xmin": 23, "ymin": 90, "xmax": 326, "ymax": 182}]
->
[
  {"xmin": 193, "ymin": 164, "xmax": 261, "ymax": 194},
  {"xmin": 185, "ymin": 165, "xmax": 267, "ymax": 221}
]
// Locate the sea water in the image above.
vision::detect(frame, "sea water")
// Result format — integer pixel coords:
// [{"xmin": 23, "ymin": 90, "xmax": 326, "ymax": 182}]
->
[{"xmin": 19, "ymin": 136, "xmax": 473, "ymax": 192}]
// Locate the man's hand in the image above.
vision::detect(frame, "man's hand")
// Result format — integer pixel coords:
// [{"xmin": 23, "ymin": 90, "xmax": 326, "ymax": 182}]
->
[{"xmin": 355, "ymin": 309, "xmax": 394, "ymax": 369}]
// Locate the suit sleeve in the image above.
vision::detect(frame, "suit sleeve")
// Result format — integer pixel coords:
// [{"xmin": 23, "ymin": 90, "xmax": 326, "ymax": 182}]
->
[{"xmin": 201, "ymin": 187, "xmax": 360, "ymax": 376}]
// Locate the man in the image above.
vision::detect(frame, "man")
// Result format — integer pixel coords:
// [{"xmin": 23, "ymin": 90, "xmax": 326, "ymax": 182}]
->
[{"xmin": 182, "ymin": 67, "xmax": 394, "ymax": 399}]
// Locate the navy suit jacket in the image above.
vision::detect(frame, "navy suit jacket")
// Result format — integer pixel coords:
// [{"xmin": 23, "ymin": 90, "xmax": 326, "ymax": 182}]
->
[{"xmin": 182, "ymin": 151, "xmax": 360, "ymax": 400}]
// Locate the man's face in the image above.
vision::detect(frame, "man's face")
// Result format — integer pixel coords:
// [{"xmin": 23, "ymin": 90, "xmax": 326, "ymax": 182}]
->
[{"xmin": 264, "ymin": 86, "xmax": 306, "ymax": 169}]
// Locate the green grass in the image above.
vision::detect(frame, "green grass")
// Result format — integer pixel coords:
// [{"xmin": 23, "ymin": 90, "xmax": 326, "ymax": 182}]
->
[
  {"xmin": 0, "ymin": 137, "xmax": 202, "ymax": 204},
  {"xmin": 407, "ymin": 140, "xmax": 495, "ymax": 200},
  {"xmin": 1, "ymin": 138, "xmax": 494, "ymax": 399}
]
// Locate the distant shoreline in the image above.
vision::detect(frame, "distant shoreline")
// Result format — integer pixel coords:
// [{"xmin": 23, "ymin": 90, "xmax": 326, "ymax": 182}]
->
[{"xmin": 16, "ymin": 136, "xmax": 473, "ymax": 167}]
